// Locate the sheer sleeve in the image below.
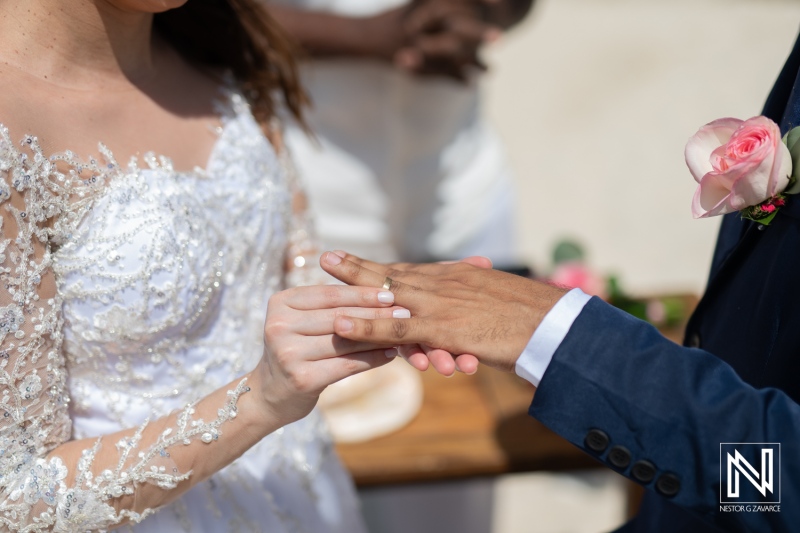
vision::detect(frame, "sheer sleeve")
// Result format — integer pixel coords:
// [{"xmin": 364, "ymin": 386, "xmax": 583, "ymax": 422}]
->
[
  {"xmin": 0, "ymin": 130, "xmax": 257, "ymax": 531},
  {"xmin": 279, "ymin": 146, "xmax": 332, "ymax": 289}
]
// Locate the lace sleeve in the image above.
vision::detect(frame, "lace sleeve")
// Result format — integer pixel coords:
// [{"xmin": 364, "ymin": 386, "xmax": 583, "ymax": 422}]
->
[
  {"xmin": 280, "ymin": 147, "xmax": 332, "ymax": 288},
  {"xmin": 0, "ymin": 131, "xmax": 258, "ymax": 531}
]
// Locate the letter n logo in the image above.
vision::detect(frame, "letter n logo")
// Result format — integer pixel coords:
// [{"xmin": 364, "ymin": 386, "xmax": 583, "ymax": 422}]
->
[{"xmin": 720, "ymin": 443, "xmax": 780, "ymax": 504}]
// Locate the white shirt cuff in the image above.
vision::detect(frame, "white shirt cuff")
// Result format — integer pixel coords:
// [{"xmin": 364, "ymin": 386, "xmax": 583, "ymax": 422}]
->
[{"xmin": 515, "ymin": 288, "xmax": 592, "ymax": 387}]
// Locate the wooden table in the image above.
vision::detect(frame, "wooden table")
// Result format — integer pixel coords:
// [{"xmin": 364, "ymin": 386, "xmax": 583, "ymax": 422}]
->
[
  {"xmin": 335, "ymin": 296, "xmax": 696, "ymax": 518},
  {"xmin": 336, "ymin": 366, "xmax": 600, "ymax": 486}
]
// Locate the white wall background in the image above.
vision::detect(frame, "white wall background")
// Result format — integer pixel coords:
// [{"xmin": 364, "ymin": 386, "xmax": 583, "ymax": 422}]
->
[{"xmin": 485, "ymin": 0, "xmax": 800, "ymax": 295}]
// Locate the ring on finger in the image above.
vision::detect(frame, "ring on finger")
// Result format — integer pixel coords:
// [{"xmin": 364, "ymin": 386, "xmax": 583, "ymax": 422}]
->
[{"xmin": 382, "ymin": 276, "xmax": 394, "ymax": 291}]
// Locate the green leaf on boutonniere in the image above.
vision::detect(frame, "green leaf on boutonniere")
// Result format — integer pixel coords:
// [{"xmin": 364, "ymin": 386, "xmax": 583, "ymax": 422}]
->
[
  {"xmin": 742, "ymin": 209, "xmax": 779, "ymax": 226},
  {"xmin": 783, "ymin": 126, "xmax": 800, "ymax": 194},
  {"xmin": 740, "ymin": 193, "xmax": 787, "ymax": 226},
  {"xmin": 786, "ymin": 174, "xmax": 798, "ymax": 195}
]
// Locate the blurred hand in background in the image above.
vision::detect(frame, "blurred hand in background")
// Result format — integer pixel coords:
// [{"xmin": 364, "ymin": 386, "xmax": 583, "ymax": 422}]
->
[{"xmin": 269, "ymin": 0, "xmax": 535, "ymax": 82}]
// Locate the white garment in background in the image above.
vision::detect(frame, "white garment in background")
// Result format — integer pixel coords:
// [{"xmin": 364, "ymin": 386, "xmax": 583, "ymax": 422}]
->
[
  {"xmin": 0, "ymin": 88, "xmax": 366, "ymax": 533},
  {"xmin": 277, "ymin": 0, "xmax": 518, "ymax": 264}
]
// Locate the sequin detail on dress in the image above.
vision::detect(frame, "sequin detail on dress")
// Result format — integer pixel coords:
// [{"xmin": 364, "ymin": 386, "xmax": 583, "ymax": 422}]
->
[{"xmin": 0, "ymin": 87, "xmax": 348, "ymax": 532}]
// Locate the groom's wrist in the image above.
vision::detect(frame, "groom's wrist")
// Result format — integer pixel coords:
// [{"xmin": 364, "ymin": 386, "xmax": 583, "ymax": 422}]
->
[{"xmin": 515, "ymin": 288, "xmax": 592, "ymax": 387}]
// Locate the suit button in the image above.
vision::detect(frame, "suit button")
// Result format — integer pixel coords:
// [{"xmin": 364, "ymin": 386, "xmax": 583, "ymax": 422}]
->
[
  {"xmin": 687, "ymin": 332, "xmax": 701, "ymax": 348},
  {"xmin": 656, "ymin": 473, "xmax": 681, "ymax": 497},
  {"xmin": 607, "ymin": 445, "xmax": 632, "ymax": 469},
  {"xmin": 631, "ymin": 460, "xmax": 656, "ymax": 484},
  {"xmin": 584, "ymin": 429, "xmax": 610, "ymax": 453}
]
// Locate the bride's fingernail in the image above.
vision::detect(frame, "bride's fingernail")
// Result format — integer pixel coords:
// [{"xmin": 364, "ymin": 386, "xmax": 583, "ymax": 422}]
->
[
  {"xmin": 324, "ymin": 252, "xmax": 342, "ymax": 266},
  {"xmin": 385, "ymin": 348, "xmax": 398, "ymax": 358},
  {"xmin": 378, "ymin": 291, "xmax": 395, "ymax": 304},
  {"xmin": 392, "ymin": 309, "xmax": 411, "ymax": 318},
  {"xmin": 333, "ymin": 250, "xmax": 347, "ymax": 258},
  {"xmin": 337, "ymin": 318, "xmax": 354, "ymax": 333}
]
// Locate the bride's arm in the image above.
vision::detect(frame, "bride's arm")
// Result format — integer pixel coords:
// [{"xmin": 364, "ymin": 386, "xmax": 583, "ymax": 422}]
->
[
  {"xmin": 47, "ymin": 285, "xmax": 394, "ymax": 528},
  {"xmin": 0, "ymin": 160, "xmax": 395, "ymax": 531}
]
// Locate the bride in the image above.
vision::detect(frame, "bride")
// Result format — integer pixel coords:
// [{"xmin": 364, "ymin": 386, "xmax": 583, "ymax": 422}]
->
[{"xmin": 0, "ymin": 0, "xmax": 399, "ymax": 531}]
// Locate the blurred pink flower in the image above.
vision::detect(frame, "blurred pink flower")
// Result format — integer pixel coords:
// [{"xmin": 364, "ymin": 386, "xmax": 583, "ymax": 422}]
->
[{"xmin": 549, "ymin": 262, "xmax": 607, "ymax": 300}]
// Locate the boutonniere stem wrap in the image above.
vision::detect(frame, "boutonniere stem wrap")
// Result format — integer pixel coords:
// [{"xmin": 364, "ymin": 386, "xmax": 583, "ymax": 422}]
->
[{"xmin": 685, "ymin": 116, "xmax": 800, "ymax": 225}]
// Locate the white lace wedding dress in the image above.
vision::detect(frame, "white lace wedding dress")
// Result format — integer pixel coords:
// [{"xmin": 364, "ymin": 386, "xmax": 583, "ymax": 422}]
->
[{"xmin": 0, "ymin": 88, "xmax": 368, "ymax": 532}]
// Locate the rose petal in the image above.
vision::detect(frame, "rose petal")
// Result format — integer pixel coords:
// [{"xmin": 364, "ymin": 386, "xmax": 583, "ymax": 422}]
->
[
  {"xmin": 731, "ymin": 116, "xmax": 789, "ymax": 198},
  {"xmin": 708, "ymin": 158, "xmax": 760, "ymax": 192},
  {"xmin": 685, "ymin": 118, "xmax": 742, "ymax": 183},
  {"xmin": 692, "ymin": 172, "xmax": 738, "ymax": 218},
  {"xmin": 728, "ymin": 155, "xmax": 774, "ymax": 209}
]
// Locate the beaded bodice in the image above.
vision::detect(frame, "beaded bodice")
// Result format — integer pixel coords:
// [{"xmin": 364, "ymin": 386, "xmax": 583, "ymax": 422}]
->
[
  {"xmin": 59, "ymin": 94, "xmax": 292, "ymax": 427},
  {"xmin": 0, "ymin": 89, "xmax": 325, "ymax": 531}
]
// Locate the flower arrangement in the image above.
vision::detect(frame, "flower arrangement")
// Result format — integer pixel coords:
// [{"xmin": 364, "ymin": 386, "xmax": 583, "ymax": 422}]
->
[{"xmin": 547, "ymin": 240, "xmax": 687, "ymax": 328}]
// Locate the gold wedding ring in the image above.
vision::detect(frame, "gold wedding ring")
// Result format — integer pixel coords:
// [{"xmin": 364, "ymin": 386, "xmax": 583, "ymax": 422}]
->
[{"xmin": 382, "ymin": 276, "xmax": 394, "ymax": 291}]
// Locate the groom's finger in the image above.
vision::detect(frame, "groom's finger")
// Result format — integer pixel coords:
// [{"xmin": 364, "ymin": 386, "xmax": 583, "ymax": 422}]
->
[
  {"xmin": 343, "ymin": 250, "xmax": 492, "ymax": 275},
  {"xmin": 397, "ymin": 344, "xmax": 431, "ymax": 371},
  {"xmin": 423, "ymin": 346, "xmax": 457, "ymax": 377},
  {"xmin": 334, "ymin": 316, "xmax": 431, "ymax": 346},
  {"xmin": 331, "ymin": 250, "xmax": 471, "ymax": 276},
  {"xmin": 454, "ymin": 353, "xmax": 480, "ymax": 375},
  {"xmin": 331, "ymin": 251, "xmax": 430, "ymax": 277},
  {"xmin": 322, "ymin": 252, "xmax": 424, "ymax": 301},
  {"xmin": 329, "ymin": 251, "xmax": 392, "ymax": 275},
  {"xmin": 322, "ymin": 251, "xmax": 386, "ymax": 286},
  {"xmin": 457, "ymin": 256, "xmax": 493, "ymax": 269}
]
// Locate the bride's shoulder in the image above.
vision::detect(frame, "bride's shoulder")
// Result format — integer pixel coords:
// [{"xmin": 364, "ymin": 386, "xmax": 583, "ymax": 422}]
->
[
  {"xmin": 0, "ymin": 62, "xmax": 69, "ymax": 152},
  {"xmin": 0, "ymin": 74, "xmax": 51, "ymax": 168},
  {"xmin": 0, "ymin": 122, "xmax": 30, "ymax": 174}
]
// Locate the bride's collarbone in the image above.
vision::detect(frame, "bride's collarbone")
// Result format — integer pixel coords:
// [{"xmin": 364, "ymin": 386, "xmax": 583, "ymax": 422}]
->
[{"xmin": 0, "ymin": 70, "xmax": 224, "ymax": 173}]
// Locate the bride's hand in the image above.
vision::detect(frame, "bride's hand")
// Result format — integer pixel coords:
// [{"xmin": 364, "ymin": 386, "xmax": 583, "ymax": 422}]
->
[
  {"xmin": 326, "ymin": 253, "xmax": 490, "ymax": 377},
  {"xmin": 254, "ymin": 285, "xmax": 402, "ymax": 426}
]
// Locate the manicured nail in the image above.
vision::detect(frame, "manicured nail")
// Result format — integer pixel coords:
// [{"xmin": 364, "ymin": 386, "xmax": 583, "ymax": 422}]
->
[
  {"xmin": 378, "ymin": 291, "xmax": 395, "ymax": 304},
  {"xmin": 392, "ymin": 309, "xmax": 411, "ymax": 318},
  {"xmin": 332, "ymin": 250, "xmax": 346, "ymax": 258},
  {"xmin": 385, "ymin": 348, "xmax": 398, "ymax": 358},
  {"xmin": 324, "ymin": 252, "xmax": 342, "ymax": 266},
  {"xmin": 338, "ymin": 318, "xmax": 354, "ymax": 333}
]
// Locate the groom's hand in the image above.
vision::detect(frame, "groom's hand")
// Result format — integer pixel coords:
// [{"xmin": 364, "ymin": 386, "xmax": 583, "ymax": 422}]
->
[
  {"xmin": 385, "ymin": 255, "xmax": 492, "ymax": 376},
  {"xmin": 320, "ymin": 251, "xmax": 566, "ymax": 373}
]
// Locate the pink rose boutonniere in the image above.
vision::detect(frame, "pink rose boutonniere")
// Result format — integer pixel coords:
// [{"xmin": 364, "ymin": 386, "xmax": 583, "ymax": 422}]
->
[{"xmin": 686, "ymin": 116, "xmax": 800, "ymax": 225}]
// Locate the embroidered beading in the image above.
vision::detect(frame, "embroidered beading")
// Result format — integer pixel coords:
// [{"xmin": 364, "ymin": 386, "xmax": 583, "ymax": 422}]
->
[{"xmin": 0, "ymin": 87, "xmax": 326, "ymax": 532}]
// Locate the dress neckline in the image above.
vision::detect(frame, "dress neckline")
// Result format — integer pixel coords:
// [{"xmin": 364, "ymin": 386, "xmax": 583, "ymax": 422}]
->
[{"xmin": 0, "ymin": 84, "xmax": 249, "ymax": 184}]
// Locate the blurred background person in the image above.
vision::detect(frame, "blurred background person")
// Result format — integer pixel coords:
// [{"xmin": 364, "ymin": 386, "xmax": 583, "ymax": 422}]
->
[{"xmin": 269, "ymin": 0, "xmax": 534, "ymax": 267}]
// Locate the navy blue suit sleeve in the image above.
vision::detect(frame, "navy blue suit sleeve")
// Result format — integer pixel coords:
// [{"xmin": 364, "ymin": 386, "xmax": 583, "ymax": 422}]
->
[{"xmin": 531, "ymin": 297, "xmax": 800, "ymax": 532}]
